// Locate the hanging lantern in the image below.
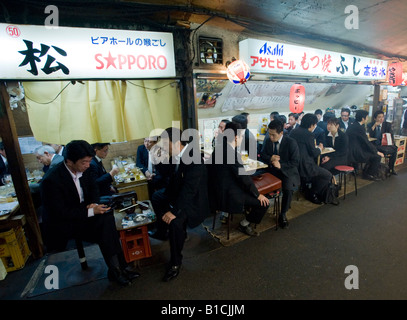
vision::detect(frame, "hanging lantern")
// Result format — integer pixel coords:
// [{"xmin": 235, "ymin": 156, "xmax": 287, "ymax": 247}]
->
[
  {"xmin": 227, "ymin": 59, "xmax": 251, "ymax": 93},
  {"xmin": 289, "ymin": 84, "xmax": 305, "ymax": 113},
  {"xmin": 388, "ymin": 62, "xmax": 403, "ymax": 86}
]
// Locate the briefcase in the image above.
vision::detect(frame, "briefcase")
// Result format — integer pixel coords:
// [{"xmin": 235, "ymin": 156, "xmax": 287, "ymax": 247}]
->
[{"xmin": 251, "ymin": 173, "xmax": 282, "ymax": 195}]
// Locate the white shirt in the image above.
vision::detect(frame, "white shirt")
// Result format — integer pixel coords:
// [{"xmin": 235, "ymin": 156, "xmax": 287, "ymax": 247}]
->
[
  {"xmin": 174, "ymin": 143, "xmax": 189, "ymax": 171},
  {"xmin": 328, "ymin": 131, "xmax": 339, "ymax": 147},
  {"xmin": 64, "ymin": 162, "xmax": 94, "ymax": 217},
  {"xmin": 0, "ymin": 154, "xmax": 7, "ymax": 167}
]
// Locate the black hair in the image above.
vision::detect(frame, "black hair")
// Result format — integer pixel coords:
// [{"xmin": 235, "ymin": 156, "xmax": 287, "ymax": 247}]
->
[
  {"xmin": 314, "ymin": 109, "xmax": 323, "ymax": 116},
  {"xmin": 0, "ymin": 142, "xmax": 4, "ymax": 150},
  {"xmin": 278, "ymin": 114, "xmax": 287, "ymax": 124},
  {"xmin": 232, "ymin": 114, "xmax": 248, "ymax": 129},
  {"xmin": 373, "ymin": 110, "xmax": 385, "ymax": 120},
  {"xmin": 300, "ymin": 113, "xmax": 318, "ymax": 129},
  {"xmin": 288, "ymin": 113, "xmax": 299, "ymax": 120},
  {"xmin": 270, "ymin": 111, "xmax": 280, "ymax": 117},
  {"xmin": 91, "ymin": 142, "xmax": 110, "ymax": 150},
  {"xmin": 355, "ymin": 109, "xmax": 369, "ymax": 122},
  {"xmin": 268, "ymin": 119, "xmax": 284, "ymax": 133},
  {"xmin": 323, "ymin": 112, "xmax": 336, "ymax": 122},
  {"xmin": 327, "ymin": 117, "xmax": 340, "ymax": 126},
  {"xmin": 341, "ymin": 107, "xmax": 351, "ymax": 115},
  {"xmin": 65, "ymin": 140, "xmax": 95, "ymax": 163},
  {"xmin": 161, "ymin": 127, "xmax": 186, "ymax": 146},
  {"xmin": 224, "ymin": 121, "xmax": 243, "ymax": 143},
  {"xmin": 220, "ymin": 119, "xmax": 231, "ymax": 124}
]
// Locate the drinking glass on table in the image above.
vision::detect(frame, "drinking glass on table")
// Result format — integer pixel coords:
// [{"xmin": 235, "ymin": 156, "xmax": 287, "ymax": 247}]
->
[{"xmin": 241, "ymin": 150, "xmax": 249, "ymax": 163}]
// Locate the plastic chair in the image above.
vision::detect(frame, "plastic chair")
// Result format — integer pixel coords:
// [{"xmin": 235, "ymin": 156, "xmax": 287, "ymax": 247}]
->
[{"xmin": 334, "ymin": 165, "xmax": 357, "ymax": 200}]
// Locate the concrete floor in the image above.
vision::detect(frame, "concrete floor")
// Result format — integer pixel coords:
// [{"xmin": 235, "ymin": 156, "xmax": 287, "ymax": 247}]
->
[{"xmin": 1, "ymin": 163, "xmax": 407, "ymax": 304}]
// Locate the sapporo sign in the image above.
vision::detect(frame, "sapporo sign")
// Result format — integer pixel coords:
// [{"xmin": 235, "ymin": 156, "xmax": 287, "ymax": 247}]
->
[{"xmin": 0, "ymin": 23, "xmax": 176, "ymax": 80}]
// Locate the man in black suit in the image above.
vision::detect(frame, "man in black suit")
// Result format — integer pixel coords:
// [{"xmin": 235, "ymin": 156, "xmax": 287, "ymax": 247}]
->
[
  {"xmin": 367, "ymin": 110, "xmax": 398, "ymax": 175},
  {"xmin": 40, "ymin": 140, "xmax": 139, "ymax": 286},
  {"xmin": 260, "ymin": 119, "xmax": 300, "ymax": 228},
  {"xmin": 290, "ymin": 114, "xmax": 335, "ymax": 204},
  {"xmin": 151, "ymin": 127, "xmax": 210, "ymax": 281},
  {"xmin": 320, "ymin": 117, "xmax": 349, "ymax": 173},
  {"xmin": 286, "ymin": 112, "xmax": 300, "ymax": 135},
  {"xmin": 347, "ymin": 109, "xmax": 384, "ymax": 181},
  {"xmin": 0, "ymin": 142, "xmax": 9, "ymax": 186},
  {"xmin": 339, "ymin": 107, "xmax": 355, "ymax": 132},
  {"xmin": 208, "ymin": 122, "xmax": 270, "ymax": 235},
  {"xmin": 88, "ymin": 143, "xmax": 119, "ymax": 198}
]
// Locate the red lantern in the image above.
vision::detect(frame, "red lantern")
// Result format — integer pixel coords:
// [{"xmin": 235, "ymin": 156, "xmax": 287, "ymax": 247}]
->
[
  {"xmin": 388, "ymin": 62, "xmax": 403, "ymax": 86},
  {"xmin": 289, "ymin": 84, "xmax": 305, "ymax": 113}
]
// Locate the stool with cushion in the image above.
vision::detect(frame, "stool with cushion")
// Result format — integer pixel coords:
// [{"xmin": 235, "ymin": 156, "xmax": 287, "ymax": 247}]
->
[{"xmin": 334, "ymin": 165, "xmax": 357, "ymax": 200}]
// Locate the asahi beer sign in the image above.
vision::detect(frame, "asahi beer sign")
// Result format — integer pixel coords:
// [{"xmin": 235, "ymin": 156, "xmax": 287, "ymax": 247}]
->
[
  {"xmin": 239, "ymin": 38, "xmax": 388, "ymax": 81},
  {"xmin": 0, "ymin": 23, "xmax": 176, "ymax": 80}
]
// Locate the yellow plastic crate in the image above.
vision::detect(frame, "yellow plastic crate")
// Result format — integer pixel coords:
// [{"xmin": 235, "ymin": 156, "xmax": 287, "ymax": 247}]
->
[{"xmin": 0, "ymin": 226, "xmax": 31, "ymax": 272}]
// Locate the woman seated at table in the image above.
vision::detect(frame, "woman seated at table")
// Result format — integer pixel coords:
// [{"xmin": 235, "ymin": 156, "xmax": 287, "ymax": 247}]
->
[{"xmin": 320, "ymin": 117, "xmax": 349, "ymax": 173}]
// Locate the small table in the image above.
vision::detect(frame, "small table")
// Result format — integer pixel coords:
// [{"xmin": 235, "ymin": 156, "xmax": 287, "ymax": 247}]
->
[
  {"xmin": 318, "ymin": 147, "xmax": 335, "ymax": 166},
  {"xmin": 114, "ymin": 200, "xmax": 155, "ymax": 263},
  {"xmin": 114, "ymin": 176, "xmax": 150, "ymax": 201}
]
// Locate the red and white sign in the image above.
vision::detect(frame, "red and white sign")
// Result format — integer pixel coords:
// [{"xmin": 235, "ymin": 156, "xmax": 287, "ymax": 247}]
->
[{"xmin": 0, "ymin": 23, "xmax": 176, "ymax": 80}]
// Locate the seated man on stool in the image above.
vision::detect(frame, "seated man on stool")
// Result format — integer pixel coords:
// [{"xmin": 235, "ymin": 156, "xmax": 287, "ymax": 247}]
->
[
  {"xmin": 88, "ymin": 143, "xmax": 119, "ymax": 198},
  {"xmin": 260, "ymin": 119, "xmax": 300, "ymax": 228},
  {"xmin": 208, "ymin": 121, "xmax": 270, "ymax": 236},
  {"xmin": 347, "ymin": 109, "xmax": 384, "ymax": 181},
  {"xmin": 367, "ymin": 110, "xmax": 398, "ymax": 175},
  {"xmin": 40, "ymin": 140, "xmax": 139, "ymax": 286},
  {"xmin": 150, "ymin": 128, "xmax": 210, "ymax": 281}
]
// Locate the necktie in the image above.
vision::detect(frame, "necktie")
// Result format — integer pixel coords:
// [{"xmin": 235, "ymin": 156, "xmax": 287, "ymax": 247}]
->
[
  {"xmin": 99, "ymin": 160, "xmax": 106, "ymax": 173},
  {"xmin": 273, "ymin": 142, "xmax": 279, "ymax": 155},
  {"xmin": 376, "ymin": 125, "xmax": 381, "ymax": 145}
]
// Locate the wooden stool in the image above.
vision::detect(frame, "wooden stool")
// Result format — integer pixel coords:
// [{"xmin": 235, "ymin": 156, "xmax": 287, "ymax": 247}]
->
[{"xmin": 335, "ymin": 165, "xmax": 357, "ymax": 200}]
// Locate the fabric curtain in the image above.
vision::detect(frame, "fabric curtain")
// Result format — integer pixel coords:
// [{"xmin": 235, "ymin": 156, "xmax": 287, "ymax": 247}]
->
[{"xmin": 23, "ymin": 80, "xmax": 181, "ymax": 145}]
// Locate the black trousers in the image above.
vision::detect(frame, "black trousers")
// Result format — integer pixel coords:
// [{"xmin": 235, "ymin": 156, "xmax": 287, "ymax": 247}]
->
[
  {"xmin": 151, "ymin": 188, "xmax": 187, "ymax": 266},
  {"xmin": 241, "ymin": 192, "xmax": 269, "ymax": 224},
  {"xmin": 267, "ymin": 167, "xmax": 293, "ymax": 218},
  {"xmin": 377, "ymin": 145, "xmax": 397, "ymax": 170},
  {"xmin": 363, "ymin": 153, "xmax": 382, "ymax": 176},
  {"xmin": 44, "ymin": 213, "xmax": 125, "ymax": 268}
]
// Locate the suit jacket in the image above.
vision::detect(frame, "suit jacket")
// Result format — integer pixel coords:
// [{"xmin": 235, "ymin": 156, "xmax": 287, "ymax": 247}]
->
[
  {"xmin": 346, "ymin": 121, "xmax": 378, "ymax": 163},
  {"xmin": 313, "ymin": 125, "xmax": 326, "ymax": 146},
  {"xmin": 29, "ymin": 154, "xmax": 65, "ymax": 193},
  {"xmin": 163, "ymin": 146, "xmax": 210, "ymax": 228},
  {"xmin": 88, "ymin": 157, "xmax": 113, "ymax": 197},
  {"xmin": 40, "ymin": 161, "xmax": 100, "ymax": 241},
  {"xmin": 208, "ymin": 142, "xmax": 259, "ymax": 214},
  {"xmin": 366, "ymin": 121, "xmax": 395, "ymax": 147},
  {"xmin": 339, "ymin": 117, "xmax": 355, "ymax": 132},
  {"xmin": 289, "ymin": 126, "xmax": 322, "ymax": 178},
  {"xmin": 136, "ymin": 144, "xmax": 149, "ymax": 174},
  {"xmin": 0, "ymin": 156, "xmax": 8, "ymax": 186},
  {"xmin": 259, "ymin": 135, "xmax": 300, "ymax": 191},
  {"xmin": 324, "ymin": 129, "xmax": 349, "ymax": 164}
]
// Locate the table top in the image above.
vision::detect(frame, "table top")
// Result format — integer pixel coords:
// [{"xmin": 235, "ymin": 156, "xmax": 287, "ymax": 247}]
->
[
  {"xmin": 114, "ymin": 200, "xmax": 156, "ymax": 231},
  {"xmin": 243, "ymin": 159, "xmax": 268, "ymax": 171},
  {"xmin": 321, "ymin": 147, "xmax": 335, "ymax": 155}
]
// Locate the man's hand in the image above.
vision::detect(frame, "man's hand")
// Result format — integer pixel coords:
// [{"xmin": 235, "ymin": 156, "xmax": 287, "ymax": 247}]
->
[
  {"xmin": 257, "ymin": 194, "xmax": 270, "ymax": 207},
  {"xmin": 162, "ymin": 211, "xmax": 176, "ymax": 224},
  {"xmin": 321, "ymin": 156, "xmax": 330, "ymax": 164},
  {"xmin": 88, "ymin": 203, "xmax": 111, "ymax": 215},
  {"xmin": 378, "ymin": 151, "xmax": 385, "ymax": 158},
  {"xmin": 110, "ymin": 165, "xmax": 119, "ymax": 177}
]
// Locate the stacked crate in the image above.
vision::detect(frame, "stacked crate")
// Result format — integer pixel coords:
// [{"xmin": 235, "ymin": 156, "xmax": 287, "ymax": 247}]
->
[
  {"xmin": 0, "ymin": 226, "xmax": 31, "ymax": 272},
  {"xmin": 395, "ymin": 136, "xmax": 406, "ymax": 166}
]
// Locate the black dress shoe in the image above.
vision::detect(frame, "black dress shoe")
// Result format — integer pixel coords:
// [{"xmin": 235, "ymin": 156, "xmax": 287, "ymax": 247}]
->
[
  {"xmin": 391, "ymin": 170, "xmax": 398, "ymax": 176},
  {"xmin": 107, "ymin": 268, "xmax": 130, "ymax": 286},
  {"xmin": 278, "ymin": 217, "xmax": 289, "ymax": 229},
  {"xmin": 162, "ymin": 265, "xmax": 181, "ymax": 282},
  {"xmin": 310, "ymin": 193, "xmax": 322, "ymax": 204},
  {"xmin": 122, "ymin": 266, "xmax": 140, "ymax": 281}
]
